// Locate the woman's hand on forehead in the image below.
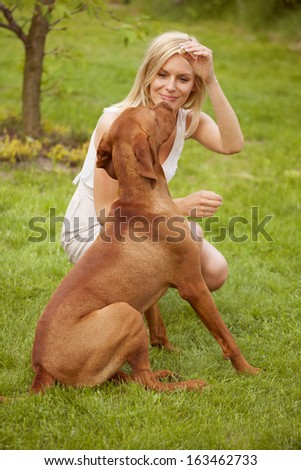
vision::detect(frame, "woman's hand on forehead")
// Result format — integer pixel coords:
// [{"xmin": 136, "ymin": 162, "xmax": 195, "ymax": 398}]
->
[{"xmin": 179, "ymin": 40, "xmax": 215, "ymax": 84}]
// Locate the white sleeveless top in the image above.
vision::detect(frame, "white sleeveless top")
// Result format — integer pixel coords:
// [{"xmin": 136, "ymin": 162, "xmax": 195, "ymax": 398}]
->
[{"xmin": 73, "ymin": 107, "xmax": 188, "ymax": 188}]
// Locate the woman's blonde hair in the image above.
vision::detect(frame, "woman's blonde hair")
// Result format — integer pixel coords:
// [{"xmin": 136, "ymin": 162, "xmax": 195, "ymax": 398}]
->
[{"xmin": 106, "ymin": 31, "xmax": 206, "ymax": 138}]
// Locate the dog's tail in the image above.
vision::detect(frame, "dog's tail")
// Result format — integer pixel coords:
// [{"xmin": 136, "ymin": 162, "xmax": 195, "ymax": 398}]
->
[
  {"xmin": 1, "ymin": 366, "xmax": 55, "ymax": 403},
  {"xmin": 30, "ymin": 366, "xmax": 55, "ymax": 393}
]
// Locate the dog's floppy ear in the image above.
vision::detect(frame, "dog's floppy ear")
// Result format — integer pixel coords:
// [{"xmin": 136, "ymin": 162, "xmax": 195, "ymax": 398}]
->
[
  {"xmin": 96, "ymin": 133, "xmax": 117, "ymax": 180},
  {"xmin": 132, "ymin": 131, "xmax": 157, "ymax": 185}
]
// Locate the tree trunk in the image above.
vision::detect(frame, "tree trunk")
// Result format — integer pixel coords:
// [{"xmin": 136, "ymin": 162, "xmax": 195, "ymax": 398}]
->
[{"xmin": 22, "ymin": 2, "xmax": 53, "ymax": 138}]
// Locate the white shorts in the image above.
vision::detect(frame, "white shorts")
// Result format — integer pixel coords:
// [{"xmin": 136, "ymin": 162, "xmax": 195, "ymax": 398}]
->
[{"xmin": 60, "ymin": 181, "xmax": 101, "ymax": 264}]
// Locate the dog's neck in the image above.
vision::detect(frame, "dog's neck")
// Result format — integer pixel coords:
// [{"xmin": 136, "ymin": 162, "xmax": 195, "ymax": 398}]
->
[{"xmin": 116, "ymin": 162, "xmax": 172, "ymax": 208}]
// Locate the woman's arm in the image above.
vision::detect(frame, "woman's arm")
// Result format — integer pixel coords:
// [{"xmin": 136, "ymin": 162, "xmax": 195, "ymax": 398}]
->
[
  {"xmin": 180, "ymin": 40, "xmax": 244, "ymax": 154},
  {"xmin": 174, "ymin": 40, "xmax": 244, "ymax": 217},
  {"xmin": 191, "ymin": 81, "xmax": 244, "ymax": 155}
]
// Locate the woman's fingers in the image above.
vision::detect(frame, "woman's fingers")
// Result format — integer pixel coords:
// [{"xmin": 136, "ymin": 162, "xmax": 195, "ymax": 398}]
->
[
  {"xmin": 198, "ymin": 190, "xmax": 223, "ymax": 205},
  {"xmin": 180, "ymin": 42, "xmax": 213, "ymax": 58},
  {"xmin": 190, "ymin": 190, "xmax": 223, "ymax": 217},
  {"xmin": 179, "ymin": 41, "xmax": 215, "ymax": 82},
  {"xmin": 176, "ymin": 191, "xmax": 223, "ymax": 218}
]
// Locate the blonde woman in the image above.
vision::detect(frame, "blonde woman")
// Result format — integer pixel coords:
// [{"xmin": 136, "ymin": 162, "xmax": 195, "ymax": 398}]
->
[{"xmin": 61, "ymin": 31, "xmax": 244, "ymax": 292}]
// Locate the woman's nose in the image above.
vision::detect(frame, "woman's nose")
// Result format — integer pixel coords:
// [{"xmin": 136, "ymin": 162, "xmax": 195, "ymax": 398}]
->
[{"xmin": 165, "ymin": 78, "xmax": 176, "ymax": 92}]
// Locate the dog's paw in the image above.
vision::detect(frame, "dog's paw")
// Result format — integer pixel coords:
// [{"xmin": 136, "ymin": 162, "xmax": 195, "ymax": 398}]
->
[
  {"xmin": 244, "ymin": 365, "xmax": 262, "ymax": 375},
  {"xmin": 151, "ymin": 340, "xmax": 175, "ymax": 352},
  {"xmin": 153, "ymin": 369, "xmax": 178, "ymax": 380},
  {"xmin": 237, "ymin": 364, "xmax": 262, "ymax": 375}
]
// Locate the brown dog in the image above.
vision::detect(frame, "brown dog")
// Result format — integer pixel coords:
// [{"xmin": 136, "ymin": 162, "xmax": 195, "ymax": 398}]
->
[{"xmin": 31, "ymin": 102, "xmax": 259, "ymax": 394}]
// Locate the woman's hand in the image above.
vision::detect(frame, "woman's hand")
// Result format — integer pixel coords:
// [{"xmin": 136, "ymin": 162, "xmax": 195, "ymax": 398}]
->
[
  {"xmin": 175, "ymin": 190, "xmax": 223, "ymax": 218},
  {"xmin": 179, "ymin": 40, "xmax": 215, "ymax": 84}
]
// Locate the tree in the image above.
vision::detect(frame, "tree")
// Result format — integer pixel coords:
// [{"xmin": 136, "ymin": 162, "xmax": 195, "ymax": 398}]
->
[
  {"xmin": 0, "ymin": 1, "xmax": 89, "ymax": 138},
  {"xmin": 1, "ymin": 1, "xmax": 148, "ymax": 138}
]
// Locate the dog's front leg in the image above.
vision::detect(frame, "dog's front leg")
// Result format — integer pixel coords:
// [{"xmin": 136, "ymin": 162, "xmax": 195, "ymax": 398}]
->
[
  {"xmin": 144, "ymin": 304, "xmax": 174, "ymax": 351},
  {"xmin": 178, "ymin": 282, "xmax": 260, "ymax": 374}
]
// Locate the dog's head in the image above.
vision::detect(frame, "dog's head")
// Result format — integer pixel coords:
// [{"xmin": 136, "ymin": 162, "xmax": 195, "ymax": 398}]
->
[
  {"xmin": 149, "ymin": 101, "xmax": 177, "ymax": 146},
  {"xmin": 96, "ymin": 102, "xmax": 176, "ymax": 185}
]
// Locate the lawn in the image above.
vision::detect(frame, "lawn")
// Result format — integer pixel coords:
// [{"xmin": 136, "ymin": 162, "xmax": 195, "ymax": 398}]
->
[{"xmin": 1, "ymin": 5, "xmax": 301, "ymax": 451}]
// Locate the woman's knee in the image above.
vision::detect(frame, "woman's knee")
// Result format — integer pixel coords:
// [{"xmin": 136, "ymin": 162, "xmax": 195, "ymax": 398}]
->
[
  {"xmin": 207, "ymin": 253, "xmax": 228, "ymax": 291},
  {"xmin": 187, "ymin": 221, "xmax": 228, "ymax": 291},
  {"xmin": 200, "ymin": 239, "xmax": 228, "ymax": 292}
]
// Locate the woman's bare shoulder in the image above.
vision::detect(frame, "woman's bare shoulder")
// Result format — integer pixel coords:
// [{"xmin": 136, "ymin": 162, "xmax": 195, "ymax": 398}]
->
[{"xmin": 94, "ymin": 111, "xmax": 119, "ymax": 149}]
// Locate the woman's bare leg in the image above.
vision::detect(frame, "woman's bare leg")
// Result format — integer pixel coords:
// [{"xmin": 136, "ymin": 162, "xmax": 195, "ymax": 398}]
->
[{"xmin": 188, "ymin": 221, "xmax": 228, "ymax": 292}]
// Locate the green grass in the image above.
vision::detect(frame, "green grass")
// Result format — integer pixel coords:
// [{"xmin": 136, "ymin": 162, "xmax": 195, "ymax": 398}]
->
[{"xmin": 1, "ymin": 7, "xmax": 301, "ymax": 450}]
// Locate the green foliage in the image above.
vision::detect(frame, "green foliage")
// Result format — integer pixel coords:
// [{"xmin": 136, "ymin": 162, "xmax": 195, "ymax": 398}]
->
[
  {"xmin": 132, "ymin": 0, "xmax": 301, "ymax": 37},
  {"xmin": 233, "ymin": 0, "xmax": 301, "ymax": 32}
]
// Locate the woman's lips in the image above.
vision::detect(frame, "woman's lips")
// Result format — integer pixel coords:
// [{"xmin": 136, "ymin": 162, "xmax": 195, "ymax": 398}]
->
[{"xmin": 159, "ymin": 94, "xmax": 178, "ymax": 102}]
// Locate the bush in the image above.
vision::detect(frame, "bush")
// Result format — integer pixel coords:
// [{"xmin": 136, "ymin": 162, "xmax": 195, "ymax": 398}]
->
[
  {"xmin": 132, "ymin": 0, "xmax": 301, "ymax": 37},
  {"xmin": 0, "ymin": 134, "xmax": 42, "ymax": 163},
  {"xmin": 47, "ymin": 141, "xmax": 89, "ymax": 166},
  {"xmin": 0, "ymin": 116, "xmax": 89, "ymax": 166}
]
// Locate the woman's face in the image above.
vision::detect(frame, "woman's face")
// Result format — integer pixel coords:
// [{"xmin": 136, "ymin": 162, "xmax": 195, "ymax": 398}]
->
[{"xmin": 149, "ymin": 54, "xmax": 195, "ymax": 110}]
